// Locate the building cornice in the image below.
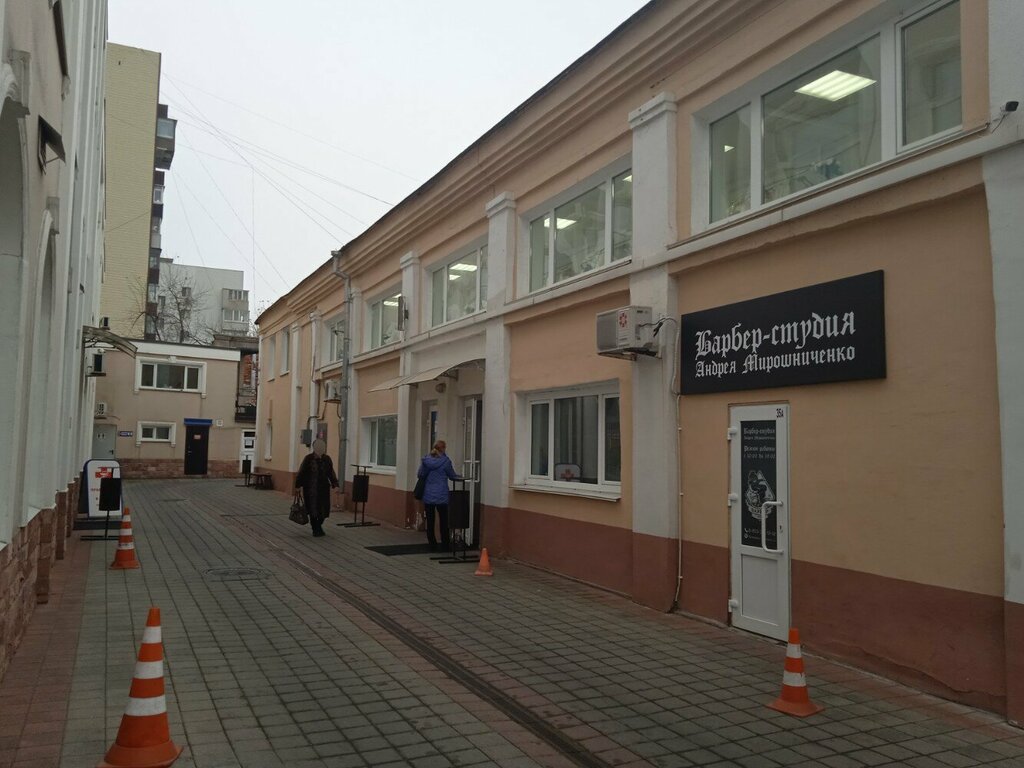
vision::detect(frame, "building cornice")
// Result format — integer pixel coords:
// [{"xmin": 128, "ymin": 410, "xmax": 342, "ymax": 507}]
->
[{"xmin": 336, "ymin": 0, "xmax": 773, "ymax": 277}]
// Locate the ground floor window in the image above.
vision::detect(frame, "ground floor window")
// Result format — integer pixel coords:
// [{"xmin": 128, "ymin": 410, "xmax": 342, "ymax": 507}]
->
[
  {"xmin": 523, "ymin": 385, "xmax": 620, "ymax": 489},
  {"xmin": 364, "ymin": 415, "xmax": 398, "ymax": 468},
  {"xmin": 138, "ymin": 421, "xmax": 175, "ymax": 445}
]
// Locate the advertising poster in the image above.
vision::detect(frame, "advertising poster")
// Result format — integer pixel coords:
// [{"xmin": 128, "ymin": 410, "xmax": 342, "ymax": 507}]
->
[{"xmin": 740, "ymin": 420, "xmax": 776, "ymax": 549}]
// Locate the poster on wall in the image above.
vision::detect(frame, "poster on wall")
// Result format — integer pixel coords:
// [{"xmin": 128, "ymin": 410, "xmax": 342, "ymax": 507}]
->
[
  {"xmin": 740, "ymin": 420, "xmax": 777, "ymax": 549},
  {"xmin": 681, "ymin": 271, "xmax": 886, "ymax": 394}
]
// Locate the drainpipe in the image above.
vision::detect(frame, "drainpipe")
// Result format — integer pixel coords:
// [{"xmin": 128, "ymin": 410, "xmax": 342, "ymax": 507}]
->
[{"xmin": 330, "ymin": 249, "xmax": 353, "ymax": 486}]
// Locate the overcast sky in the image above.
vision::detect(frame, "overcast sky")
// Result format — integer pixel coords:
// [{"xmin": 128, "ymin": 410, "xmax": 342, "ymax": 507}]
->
[{"xmin": 108, "ymin": 0, "xmax": 649, "ymax": 314}]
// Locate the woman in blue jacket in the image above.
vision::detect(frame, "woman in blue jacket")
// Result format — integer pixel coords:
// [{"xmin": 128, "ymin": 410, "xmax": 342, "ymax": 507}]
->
[{"xmin": 417, "ymin": 440, "xmax": 460, "ymax": 550}]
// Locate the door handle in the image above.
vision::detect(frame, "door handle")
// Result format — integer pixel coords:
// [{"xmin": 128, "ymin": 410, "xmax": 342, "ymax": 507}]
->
[
  {"xmin": 463, "ymin": 460, "xmax": 480, "ymax": 483},
  {"xmin": 760, "ymin": 501, "xmax": 784, "ymax": 554}
]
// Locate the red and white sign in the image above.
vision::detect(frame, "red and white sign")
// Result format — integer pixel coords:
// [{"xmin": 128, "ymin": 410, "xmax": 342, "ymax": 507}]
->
[{"xmin": 84, "ymin": 459, "xmax": 122, "ymax": 519}]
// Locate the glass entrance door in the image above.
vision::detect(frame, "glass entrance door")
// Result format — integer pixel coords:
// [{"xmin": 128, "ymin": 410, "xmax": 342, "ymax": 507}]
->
[{"xmin": 461, "ymin": 398, "xmax": 483, "ymax": 546}]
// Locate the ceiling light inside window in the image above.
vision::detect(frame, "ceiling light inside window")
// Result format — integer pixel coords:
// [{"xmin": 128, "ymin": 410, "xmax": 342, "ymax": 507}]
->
[
  {"xmin": 383, "ymin": 300, "xmax": 398, "ymax": 307},
  {"xmin": 542, "ymin": 218, "xmax": 577, "ymax": 230},
  {"xmin": 796, "ymin": 70, "xmax": 876, "ymax": 101},
  {"xmin": 448, "ymin": 274, "xmax": 462, "ymax": 281},
  {"xmin": 621, "ymin": 175, "xmax": 632, "ymax": 183},
  {"xmin": 449, "ymin": 263, "xmax": 477, "ymax": 272},
  {"xmin": 723, "ymin": 145, "xmax": 734, "ymax": 153}
]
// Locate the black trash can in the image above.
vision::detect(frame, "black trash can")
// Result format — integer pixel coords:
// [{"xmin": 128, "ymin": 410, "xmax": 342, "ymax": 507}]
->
[{"xmin": 448, "ymin": 479, "xmax": 469, "ymax": 531}]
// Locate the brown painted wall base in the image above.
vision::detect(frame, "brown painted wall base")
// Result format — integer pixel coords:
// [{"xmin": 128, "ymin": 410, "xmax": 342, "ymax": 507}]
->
[
  {"xmin": 793, "ymin": 559, "xmax": 1006, "ymax": 715},
  {"xmin": 1006, "ymin": 601, "xmax": 1024, "ymax": 727},
  {"xmin": 680, "ymin": 540, "xmax": 730, "ymax": 624},
  {"xmin": 120, "ymin": 459, "xmax": 242, "ymax": 479},
  {"xmin": 0, "ymin": 491, "xmax": 75, "ymax": 685}
]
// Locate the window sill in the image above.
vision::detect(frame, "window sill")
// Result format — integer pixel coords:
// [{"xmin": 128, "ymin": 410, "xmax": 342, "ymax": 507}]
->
[
  {"xmin": 318, "ymin": 360, "xmax": 344, "ymax": 376},
  {"xmin": 529, "ymin": 258, "xmax": 631, "ymax": 298},
  {"xmin": 510, "ymin": 483, "xmax": 621, "ymax": 502}
]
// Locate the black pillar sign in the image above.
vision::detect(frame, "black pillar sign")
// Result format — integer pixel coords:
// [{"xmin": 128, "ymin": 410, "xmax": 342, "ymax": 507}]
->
[
  {"xmin": 681, "ymin": 271, "xmax": 886, "ymax": 394},
  {"xmin": 740, "ymin": 421, "xmax": 777, "ymax": 549}
]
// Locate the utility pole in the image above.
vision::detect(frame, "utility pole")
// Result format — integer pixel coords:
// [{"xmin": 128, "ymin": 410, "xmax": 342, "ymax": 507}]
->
[{"xmin": 331, "ymin": 249, "xmax": 353, "ymax": 496}]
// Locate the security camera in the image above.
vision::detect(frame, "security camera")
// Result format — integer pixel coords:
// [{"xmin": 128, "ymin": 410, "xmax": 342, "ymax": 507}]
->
[{"xmin": 1004, "ymin": 101, "xmax": 1019, "ymax": 113}]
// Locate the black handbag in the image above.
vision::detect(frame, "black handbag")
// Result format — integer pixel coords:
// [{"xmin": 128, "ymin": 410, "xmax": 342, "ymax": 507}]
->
[
  {"xmin": 289, "ymin": 492, "xmax": 308, "ymax": 525},
  {"xmin": 413, "ymin": 475, "xmax": 426, "ymax": 501}
]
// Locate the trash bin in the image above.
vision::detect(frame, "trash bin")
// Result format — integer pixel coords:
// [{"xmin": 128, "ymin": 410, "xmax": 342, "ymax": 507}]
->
[{"xmin": 448, "ymin": 479, "xmax": 469, "ymax": 532}]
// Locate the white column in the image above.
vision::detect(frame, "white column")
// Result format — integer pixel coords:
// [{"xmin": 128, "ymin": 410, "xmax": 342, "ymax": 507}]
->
[
  {"xmin": 986, "ymin": 0, "xmax": 1024, "ymax": 724},
  {"xmin": 395, "ymin": 381, "xmax": 416, "ymax": 492},
  {"xmin": 400, "ymin": 250, "xmax": 420, "ymax": 337},
  {"xmin": 482, "ymin": 191, "xmax": 516, "ymax": 510},
  {"xmin": 287, "ymin": 323, "xmax": 301, "ymax": 472},
  {"xmin": 629, "ymin": 266, "xmax": 679, "ymax": 541},
  {"xmin": 628, "ymin": 92, "xmax": 678, "ymax": 265}
]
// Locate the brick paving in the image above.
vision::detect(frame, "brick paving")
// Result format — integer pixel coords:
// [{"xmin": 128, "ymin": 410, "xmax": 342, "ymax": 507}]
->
[
  {"xmin": 3, "ymin": 478, "xmax": 1022, "ymax": 767},
  {"xmin": 0, "ymin": 532, "xmax": 91, "ymax": 768}
]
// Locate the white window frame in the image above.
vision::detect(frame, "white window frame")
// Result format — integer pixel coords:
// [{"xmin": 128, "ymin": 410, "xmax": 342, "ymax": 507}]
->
[
  {"xmin": 694, "ymin": 0, "xmax": 962, "ymax": 231},
  {"xmin": 366, "ymin": 288, "xmax": 402, "ymax": 351},
  {"xmin": 222, "ymin": 308, "xmax": 249, "ymax": 324},
  {"xmin": 520, "ymin": 156, "xmax": 633, "ymax": 296},
  {"xmin": 361, "ymin": 415, "xmax": 398, "ymax": 472},
  {"xmin": 136, "ymin": 358, "xmax": 205, "ymax": 393},
  {"xmin": 514, "ymin": 381, "xmax": 622, "ymax": 499},
  {"xmin": 428, "ymin": 242, "xmax": 488, "ymax": 328},
  {"xmin": 136, "ymin": 421, "xmax": 176, "ymax": 446},
  {"xmin": 278, "ymin": 330, "xmax": 290, "ymax": 375},
  {"xmin": 264, "ymin": 336, "xmax": 275, "ymax": 381},
  {"xmin": 323, "ymin": 315, "xmax": 346, "ymax": 366}
]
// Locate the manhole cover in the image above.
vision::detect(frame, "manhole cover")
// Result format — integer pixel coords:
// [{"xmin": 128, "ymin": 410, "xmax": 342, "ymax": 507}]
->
[{"xmin": 202, "ymin": 567, "xmax": 271, "ymax": 581}]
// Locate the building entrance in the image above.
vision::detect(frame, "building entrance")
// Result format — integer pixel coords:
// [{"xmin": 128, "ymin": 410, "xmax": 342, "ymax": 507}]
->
[{"xmin": 729, "ymin": 404, "xmax": 791, "ymax": 641}]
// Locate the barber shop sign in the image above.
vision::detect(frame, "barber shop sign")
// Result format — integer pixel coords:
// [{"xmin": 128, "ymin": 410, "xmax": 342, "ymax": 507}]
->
[{"xmin": 681, "ymin": 271, "xmax": 886, "ymax": 394}]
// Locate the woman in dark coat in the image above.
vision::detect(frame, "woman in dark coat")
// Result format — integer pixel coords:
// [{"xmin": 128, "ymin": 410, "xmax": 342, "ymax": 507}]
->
[
  {"xmin": 295, "ymin": 439, "xmax": 338, "ymax": 537},
  {"xmin": 416, "ymin": 440, "xmax": 460, "ymax": 550}
]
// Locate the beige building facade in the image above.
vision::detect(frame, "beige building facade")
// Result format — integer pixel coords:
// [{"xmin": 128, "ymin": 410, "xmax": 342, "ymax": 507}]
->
[
  {"xmin": 93, "ymin": 341, "xmax": 254, "ymax": 478},
  {"xmin": 257, "ymin": 0, "xmax": 1024, "ymax": 725},
  {"xmin": 100, "ymin": 42, "xmax": 174, "ymax": 340},
  {"xmin": 0, "ymin": 0, "xmax": 109, "ymax": 681}
]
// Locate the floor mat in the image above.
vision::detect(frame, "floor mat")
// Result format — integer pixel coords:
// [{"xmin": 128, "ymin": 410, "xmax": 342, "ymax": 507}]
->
[{"xmin": 364, "ymin": 543, "xmax": 438, "ymax": 556}]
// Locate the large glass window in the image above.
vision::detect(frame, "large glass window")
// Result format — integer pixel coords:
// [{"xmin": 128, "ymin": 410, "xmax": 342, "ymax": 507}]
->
[
  {"xmin": 526, "ymin": 390, "xmax": 620, "ymax": 487},
  {"xmin": 710, "ymin": 107, "xmax": 751, "ymax": 222},
  {"xmin": 369, "ymin": 292, "xmax": 401, "ymax": 349},
  {"xmin": 902, "ymin": 2, "xmax": 961, "ymax": 146},
  {"xmin": 366, "ymin": 415, "xmax": 397, "ymax": 467},
  {"xmin": 529, "ymin": 168, "xmax": 632, "ymax": 291},
  {"xmin": 326, "ymin": 317, "xmax": 346, "ymax": 363},
  {"xmin": 279, "ymin": 330, "xmax": 290, "ymax": 374},
  {"xmin": 706, "ymin": 2, "xmax": 960, "ymax": 221},
  {"xmin": 140, "ymin": 362, "xmax": 201, "ymax": 391},
  {"xmin": 763, "ymin": 37, "xmax": 881, "ymax": 203},
  {"xmin": 430, "ymin": 246, "xmax": 487, "ymax": 327}
]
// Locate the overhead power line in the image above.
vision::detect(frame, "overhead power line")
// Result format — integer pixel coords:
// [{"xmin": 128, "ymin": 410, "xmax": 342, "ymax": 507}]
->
[{"xmin": 162, "ymin": 71, "xmax": 422, "ymax": 184}]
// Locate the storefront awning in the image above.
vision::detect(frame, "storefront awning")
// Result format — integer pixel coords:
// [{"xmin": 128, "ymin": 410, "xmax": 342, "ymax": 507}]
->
[
  {"xmin": 367, "ymin": 374, "xmax": 409, "ymax": 393},
  {"xmin": 82, "ymin": 326, "xmax": 137, "ymax": 357},
  {"xmin": 367, "ymin": 358, "xmax": 482, "ymax": 392}
]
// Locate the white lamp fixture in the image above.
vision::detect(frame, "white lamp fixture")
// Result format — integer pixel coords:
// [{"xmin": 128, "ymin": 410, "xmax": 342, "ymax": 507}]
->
[{"xmin": 796, "ymin": 70, "xmax": 876, "ymax": 101}]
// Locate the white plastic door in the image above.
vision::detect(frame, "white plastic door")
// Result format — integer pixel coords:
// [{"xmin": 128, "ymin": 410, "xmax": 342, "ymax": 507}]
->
[
  {"xmin": 461, "ymin": 398, "xmax": 481, "ymax": 546},
  {"xmin": 729, "ymin": 404, "xmax": 790, "ymax": 641}
]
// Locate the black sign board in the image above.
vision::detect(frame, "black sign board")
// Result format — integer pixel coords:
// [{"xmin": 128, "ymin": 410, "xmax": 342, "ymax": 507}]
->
[
  {"xmin": 98, "ymin": 477, "xmax": 122, "ymax": 512},
  {"xmin": 681, "ymin": 271, "xmax": 885, "ymax": 394}
]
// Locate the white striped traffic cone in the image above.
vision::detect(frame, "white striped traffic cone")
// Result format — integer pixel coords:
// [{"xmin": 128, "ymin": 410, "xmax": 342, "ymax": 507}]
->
[
  {"xmin": 110, "ymin": 507, "xmax": 140, "ymax": 570},
  {"xmin": 768, "ymin": 627, "xmax": 824, "ymax": 717},
  {"xmin": 99, "ymin": 607, "xmax": 182, "ymax": 768}
]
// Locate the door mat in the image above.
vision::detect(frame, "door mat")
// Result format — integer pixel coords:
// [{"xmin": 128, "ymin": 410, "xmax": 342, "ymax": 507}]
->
[{"xmin": 364, "ymin": 543, "xmax": 439, "ymax": 556}]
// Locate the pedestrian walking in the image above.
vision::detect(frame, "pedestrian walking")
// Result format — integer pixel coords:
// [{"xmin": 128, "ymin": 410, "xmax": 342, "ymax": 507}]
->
[
  {"xmin": 295, "ymin": 438, "xmax": 338, "ymax": 537},
  {"xmin": 416, "ymin": 440, "xmax": 460, "ymax": 550}
]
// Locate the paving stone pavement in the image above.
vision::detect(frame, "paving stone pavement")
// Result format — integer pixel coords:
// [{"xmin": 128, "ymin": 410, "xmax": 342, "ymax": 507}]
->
[{"xmin": 50, "ymin": 479, "xmax": 1024, "ymax": 767}]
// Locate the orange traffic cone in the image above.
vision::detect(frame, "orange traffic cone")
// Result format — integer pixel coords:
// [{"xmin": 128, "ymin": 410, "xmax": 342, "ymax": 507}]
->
[
  {"xmin": 475, "ymin": 547, "xmax": 493, "ymax": 577},
  {"xmin": 110, "ymin": 507, "xmax": 141, "ymax": 570},
  {"xmin": 768, "ymin": 627, "xmax": 824, "ymax": 717},
  {"xmin": 100, "ymin": 607, "xmax": 182, "ymax": 768}
]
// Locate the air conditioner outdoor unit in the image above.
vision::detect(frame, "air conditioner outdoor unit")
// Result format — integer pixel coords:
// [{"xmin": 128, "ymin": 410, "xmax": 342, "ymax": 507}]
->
[
  {"xmin": 323, "ymin": 379, "xmax": 343, "ymax": 403},
  {"xmin": 596, "ymin": 306, "xmax": 656, "ymax": 360},
  {"xmin": 95, "ymin": 402, "xmax": 108, "ymax": 417}
]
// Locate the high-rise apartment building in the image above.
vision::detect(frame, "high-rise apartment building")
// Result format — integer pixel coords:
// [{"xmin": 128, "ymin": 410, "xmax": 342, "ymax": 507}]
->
[{"xmin": 101, "ymin": 43, "xmax": 175, "ymax": 339}]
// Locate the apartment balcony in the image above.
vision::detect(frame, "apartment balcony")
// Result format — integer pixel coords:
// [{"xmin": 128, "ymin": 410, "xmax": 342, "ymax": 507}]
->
[
  {"xmin": 155, "ymin": 109, "xmax": 176, "ymax": 170},
  {"xmin": 234, "ymin": 402, "xmax": 257, "ymax": 422}
]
